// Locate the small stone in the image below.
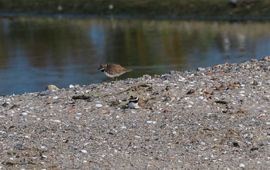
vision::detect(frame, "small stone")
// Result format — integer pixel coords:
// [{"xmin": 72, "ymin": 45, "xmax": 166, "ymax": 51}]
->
[
  {"xmin": 21, "ymin": 112, "xmax": 28, "ymax": 116},
  {"xmin": 250, "ymin": 58, "xmax": 258, "ymax": 62},
  {"xmin": 142, "ymin": 74, "xmax": 151, "ymax": 80},
  {"xmin": 198, "ymin": 96, "xmax": 204, "ymax": 100},
  {"xmin": 239, "ymin": 163, "xmax": 245, "ymax": 168},
  {"xmin": 197, "ymin": 67, "xmax": 205, "ymax": 71},
  {"xmin": 264, "ymin": 56, "xmax": 270, "ymax": 61},
  {"xmin": 69, "ymin": 84, "xmax": 75, "ymax": 88},
  {"xmin": 121, "ymin": 126, "xmax": 127, "ymax": 129},
  {"xmin": 46, "ymin": 85, "xmax": 59, "ymax": 91},
  {"xmin": 95, "ymin": 104, "xmax": 103, "ymax": 108},
  {"xmin": 81, "ymin": 149, "xmax": 88, "ymax": 154},
  {"xmin": 40, "ymin": 146, "xmax": 47, "ymax": 150},
  {"xmin": 146, "ymin": 121, "xmax": 157, "ymax": 124},
  {"xmin": 41, "ymin": 154, "xmax": 47, "ymax": 159},
  {"xmin": 251, "ymin": 80, "xmax": 258, "ymax": 86},
  {"xmin": 53, "ymin": 96, "xmax": 59, "ymax": 100},
  {"xmin": 207, "ymin": 113, "xmax": 214, "ymax": 116},
  {"xmin": 50, "ymin": 119, "xmax": 61, "ymax": 123},
  {"xmin": 178, "ymin": 76, "xmax": 186, "ymax": 82}
]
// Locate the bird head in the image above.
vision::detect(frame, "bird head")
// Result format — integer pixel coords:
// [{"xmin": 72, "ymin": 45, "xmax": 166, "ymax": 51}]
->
[
  {"xmin": 129, "ymin": 96, "xmax": 139, "ymax": 103},
  {"xmin": 98, "ymin": 64, "xmax": 107, "ymax": 72}
]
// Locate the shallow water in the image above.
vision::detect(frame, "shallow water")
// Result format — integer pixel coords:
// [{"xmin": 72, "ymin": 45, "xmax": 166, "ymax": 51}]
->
[{"xmin": 0, "ymin": 16, "xmax": 270, "ymax": 95}]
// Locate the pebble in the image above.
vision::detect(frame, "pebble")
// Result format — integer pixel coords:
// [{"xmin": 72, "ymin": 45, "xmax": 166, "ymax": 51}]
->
[
  {"xmin": 21, "ymin": 112, "xmax": 28, "ymax": 116},
  {"xmin": 81, "ymin": 149, "xmax": 88, "ymax": 154},
  {"xmin": 198, "ymin": 96, "xmax": 204, "ymax": 100},
  {"xmin": 40, "ymin": 146, "xmax": 47, "ymax": 149},
  {"xmin": 53, "ymin": 96, "xmax": 59, "ymax": 100},
  {"xmin": 146, "ymin": 121, "xmax": 157, "ymax": 124},
  {"xmin": 121, "ymin": 126, "xmax": 127, "ymax": 129},
  {"xmin": 95, "ymin": 104, "xmax": 103, "ymax": 108},
  {"xmin": 47, "ymin": 85, "xmax": 59, "ymax": 91},
  {"xmin": 50, "ymin": 119, "xmax": 61, "ymax": 123},
  {"xmin": 197, "ymin": 67, "xmax": 206, "ymax": 71},
  {"xmin": 178, "ymin": 76, "xmax": 186, "ymax": 82},
  {"xmin": 239, "ymin": 163, "xmax": 245, "ymax": 168}
]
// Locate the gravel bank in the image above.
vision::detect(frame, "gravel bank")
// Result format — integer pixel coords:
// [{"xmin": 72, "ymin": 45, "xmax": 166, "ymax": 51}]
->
[{"xmin": 0, "ymin": 57, "xmax": 270, "ymax": 169}]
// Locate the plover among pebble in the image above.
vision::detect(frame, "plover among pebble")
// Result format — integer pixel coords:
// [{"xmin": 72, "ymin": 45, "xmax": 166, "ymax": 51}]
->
[{"xmin": 98, "ymin": 64, "xmax": 131, "ymax": 79}]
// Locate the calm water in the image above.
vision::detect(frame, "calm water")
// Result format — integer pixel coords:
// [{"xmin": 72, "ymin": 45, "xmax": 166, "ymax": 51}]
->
[{"xmin": 0, "ymin": 17, "xmax": 270, "ymax": 95}]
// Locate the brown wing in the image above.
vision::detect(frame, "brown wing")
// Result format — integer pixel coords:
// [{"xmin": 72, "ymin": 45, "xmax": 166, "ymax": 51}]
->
[{"xmin": 106, "ymin": 64, "xmax": 129, "ymax": 74}]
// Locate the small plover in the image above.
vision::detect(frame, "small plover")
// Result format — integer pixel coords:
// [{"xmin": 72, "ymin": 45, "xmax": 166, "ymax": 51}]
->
[{"xmin": 98, "ymin": 64, "xmax": 131, "ymax": 79}]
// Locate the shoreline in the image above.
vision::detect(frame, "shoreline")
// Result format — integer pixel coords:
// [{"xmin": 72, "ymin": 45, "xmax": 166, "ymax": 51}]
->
[
  {"xmin": 0, "ymin": 57, "xmax": 270, "ymax": 169},
  {"xmin": 1, "ymin": 1, "xmax": 270, "ymax": 21},
  {"xmin": 4, "ymin": 12, "xmax": 270, "ymax": 22}
]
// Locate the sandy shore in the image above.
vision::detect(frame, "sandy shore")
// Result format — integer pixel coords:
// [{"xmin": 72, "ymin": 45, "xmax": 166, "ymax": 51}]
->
[{"xmin": 0, "ymin": 57, "xmax": 270, "ymax": 169}]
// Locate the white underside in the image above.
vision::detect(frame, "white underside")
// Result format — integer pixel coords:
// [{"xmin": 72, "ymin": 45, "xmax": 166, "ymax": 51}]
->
[
  {"xmin": 128, "ymin": 102, "xmax": 140, "ymax": 109},
  {"xmin": 104, "ymin": 71, "xmax": 124, "ymax": 78}
]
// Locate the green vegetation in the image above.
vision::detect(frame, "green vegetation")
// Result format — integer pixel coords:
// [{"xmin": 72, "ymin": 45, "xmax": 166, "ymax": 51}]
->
[{"xmin": 1, "ymin": 0, "xmax": 270, "ymax": 19}]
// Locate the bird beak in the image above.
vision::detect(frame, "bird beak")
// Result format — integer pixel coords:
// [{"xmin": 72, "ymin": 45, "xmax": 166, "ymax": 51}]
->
[{"xmin": 98, "ymin": 66, "xmax": 104, "ymax": 71}]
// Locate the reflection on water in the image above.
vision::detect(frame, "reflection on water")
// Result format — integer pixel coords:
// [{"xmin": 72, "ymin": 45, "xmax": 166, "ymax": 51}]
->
[{"xmin": 0, "ymin": 17, "xmax": 270, "ymax": 95}]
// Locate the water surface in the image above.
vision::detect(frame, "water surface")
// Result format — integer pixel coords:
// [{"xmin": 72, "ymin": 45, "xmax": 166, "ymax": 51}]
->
[{"xmin": 0, "ymin": 17, "xmax": 270, "ymax": 95}]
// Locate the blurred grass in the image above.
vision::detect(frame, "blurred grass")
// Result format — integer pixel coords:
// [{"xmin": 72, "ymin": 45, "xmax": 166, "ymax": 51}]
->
[{"xmin": 1, "ymin": 0, "xmax": 270, "ymax": 18}]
